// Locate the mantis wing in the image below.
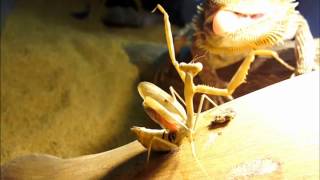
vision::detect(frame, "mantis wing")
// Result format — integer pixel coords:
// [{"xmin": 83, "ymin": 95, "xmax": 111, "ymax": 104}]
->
[
  {"xmin": 138, "ymin": 82, "xmax": 187, "ymax": 121},
  {"xmin": 143, "ymin": 97, "xmax": 188, "ymax": 132},
  {"xmin": 138, "ymin": 82, "xmax": 188, "ymax": 131}
]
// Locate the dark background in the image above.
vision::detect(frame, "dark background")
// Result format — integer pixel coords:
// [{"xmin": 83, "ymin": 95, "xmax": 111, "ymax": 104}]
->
[
  {"xmin": 296, "ymin": 0, "xmax": 320, "ymax": 37},
  {"xmin": 1, "ymin": 0, "xmax": 319, "ymax": 36}
]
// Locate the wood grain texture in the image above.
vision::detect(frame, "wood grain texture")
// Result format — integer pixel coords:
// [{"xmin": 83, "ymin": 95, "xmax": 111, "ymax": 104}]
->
[{"xmin": 1, "ymin": 72, "xmax": 319, "ymax": 180}]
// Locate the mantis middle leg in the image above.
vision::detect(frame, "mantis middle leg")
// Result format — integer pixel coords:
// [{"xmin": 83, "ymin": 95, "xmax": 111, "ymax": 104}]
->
[{"xmin": 169, "ymin": 86, "xmax": 186, "ymax": 106}]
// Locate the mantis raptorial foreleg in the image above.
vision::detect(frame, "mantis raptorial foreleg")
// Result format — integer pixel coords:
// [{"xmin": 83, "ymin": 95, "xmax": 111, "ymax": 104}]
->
[
  {"xmin": 226, "ymin": 49, "xmax": 295, "ymax": 94},
  {"xmin": 195, "ymin": 49, "xmax": 295, "ymax": 97},
  {"xmin": 153, "ymin": 5, "xmax": 185, "ymax": 82}
]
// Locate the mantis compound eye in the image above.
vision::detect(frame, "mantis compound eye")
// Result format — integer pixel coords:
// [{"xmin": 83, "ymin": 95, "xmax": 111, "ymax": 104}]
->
[{"xmin": 168, "ymin": 132, "xmax": 177, "ymax": 143}]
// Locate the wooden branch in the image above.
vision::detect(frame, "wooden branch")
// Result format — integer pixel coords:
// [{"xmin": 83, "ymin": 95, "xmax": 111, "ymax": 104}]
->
[{"xmin": 1, "ymin": 72, "xmax": 319, "ymax": 179}]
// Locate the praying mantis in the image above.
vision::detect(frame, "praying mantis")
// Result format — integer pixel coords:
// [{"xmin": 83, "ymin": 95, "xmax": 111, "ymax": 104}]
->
[{"xmin": 131, "ymin": 4, "xmax": 294, "ymax": 164}]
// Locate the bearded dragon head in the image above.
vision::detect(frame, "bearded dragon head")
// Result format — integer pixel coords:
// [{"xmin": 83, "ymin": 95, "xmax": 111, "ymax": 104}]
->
[{"xmin": 195, "ymin": 0, "xmax": 299, "ymax": 52}]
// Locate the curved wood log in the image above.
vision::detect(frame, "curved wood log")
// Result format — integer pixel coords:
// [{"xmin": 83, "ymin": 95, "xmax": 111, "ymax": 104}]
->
[{"xmin": 1, "ymin": 72, "xmax": 319, "ymax": 179}]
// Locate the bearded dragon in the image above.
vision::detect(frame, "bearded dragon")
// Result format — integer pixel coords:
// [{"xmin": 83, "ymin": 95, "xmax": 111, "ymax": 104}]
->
[
  {"xmin": 154, "ymin": 0, "xmax": 317, "ymax": 105},
  {"xmin": 192, "ymin": 0, "xmax": 316, "ymax": 88}
]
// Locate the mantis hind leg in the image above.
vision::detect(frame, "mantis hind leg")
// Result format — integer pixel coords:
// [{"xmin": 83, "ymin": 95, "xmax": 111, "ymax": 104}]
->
[
  {"xmin": 146, "ymin": 136, "xmax": 179, "ymax": 164},
  {"xmin": 188, "ymin": 133, "xmax": 210, "ymax": 178},
  {"xmin": 187, "ymin": 94, "xmax": 216, "ymax": 178},
  {"xmin": 194, "ymin": 94, "xmax": 220, "ymax": 131}
]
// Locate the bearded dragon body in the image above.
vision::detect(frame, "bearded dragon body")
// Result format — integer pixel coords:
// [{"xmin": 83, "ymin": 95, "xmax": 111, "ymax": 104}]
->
[{"xmin": 189, "ymin": 0, "xmax": 316, "ymax": 87}]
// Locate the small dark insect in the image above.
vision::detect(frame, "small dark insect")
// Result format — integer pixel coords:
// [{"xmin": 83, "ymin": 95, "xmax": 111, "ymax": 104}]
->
[{"xmin": 209, "ymin": 108, "xmax": 236, "ymax": 129}]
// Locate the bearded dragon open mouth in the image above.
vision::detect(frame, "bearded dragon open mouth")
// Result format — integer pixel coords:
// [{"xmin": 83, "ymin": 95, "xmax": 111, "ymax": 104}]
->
[{"xmin": 213, "ymin": 9, "xmax": 266, "ymax": 36}]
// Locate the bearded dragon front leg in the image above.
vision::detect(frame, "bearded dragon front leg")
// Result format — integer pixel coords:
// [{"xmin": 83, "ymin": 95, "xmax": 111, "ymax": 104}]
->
[{"xmin": 295, "ymin": 15, "xmax": 317, "ymax": 75}]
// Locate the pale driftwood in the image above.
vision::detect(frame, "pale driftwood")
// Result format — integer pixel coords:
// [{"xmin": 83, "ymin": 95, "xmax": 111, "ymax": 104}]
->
[
  {"xmin": 0, "ymin": 141, "xmax": 146, "ymax": 179},
  {"xmin": 1, "ymin": 72, "xmax": 319, "ymax": 179}
]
